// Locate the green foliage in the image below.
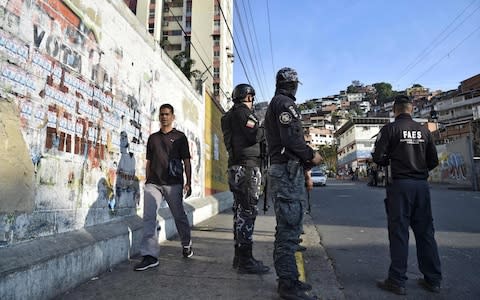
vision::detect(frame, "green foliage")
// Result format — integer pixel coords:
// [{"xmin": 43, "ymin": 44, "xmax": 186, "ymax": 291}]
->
[
  {"xmin": 172, "ymin": 51, "xmax": 198, "ymax": 80},
  {"xmin": 412, "ymin": 83, "xmax": 423, "ymax": 88},
  {"xmin": 347, "ymin": 80, "xmax": 363, "ymax": 93},
  {"xmin": 373, "ymin": 82, "xmax": 394, "ymax": 105},
  {"xmin": 316, "ymin": 145, "xmax": 338, "ymax": 172},
  {"xmin": 299, "ymin": 100, "xmax": 316, "ymax": 111}
]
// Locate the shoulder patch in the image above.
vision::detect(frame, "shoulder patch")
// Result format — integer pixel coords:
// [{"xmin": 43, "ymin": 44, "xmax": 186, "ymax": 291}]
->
[
  {"xmin": 279, "ymin": 112, "xmax": 293, "ymax": 125},
  {"xmin": 287, "ymin": 105, "xmax": 299, "ymax": 119},
  {"xmin": 248, "ymin": 114, "xmax": 258, "ymax": 123},
  {"xmin": 246, "ymin": 119, "xmax": 256, "ymax": 128}
]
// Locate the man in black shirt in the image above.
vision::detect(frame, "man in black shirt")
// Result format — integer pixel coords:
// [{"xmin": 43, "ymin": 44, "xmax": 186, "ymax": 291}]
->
[
  {"xmin": 373, "ymin": 95, "xmax": 442, "ymax": 295},
  {"xmin": 134, "ymin": 104, "xmax": 193, "ymax": 271},
  {"xmin": 221, "ymin": 83, "xmax": 270, "ymax": 274}
]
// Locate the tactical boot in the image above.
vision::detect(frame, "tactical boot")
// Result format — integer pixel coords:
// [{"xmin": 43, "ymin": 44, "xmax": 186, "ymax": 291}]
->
[
  {"xmin": 232, "ymin": 245, "xmax": 239, "ymax": 269},
  {"xmin": 237, "ymin": 245, "xmax": 270, "ymax": 274},
  {"xmin": 278, "ymin": 279, "xmax": 317, "ymax": 300},
  {"xmin": 238, "ymin": 257, "xmax": 270, "ymax": 274}
]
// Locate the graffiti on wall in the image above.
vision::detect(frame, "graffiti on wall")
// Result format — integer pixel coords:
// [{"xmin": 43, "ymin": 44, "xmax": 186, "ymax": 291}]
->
[
  {"xmin": 430, "ymin": 137, "xmax": 472, "ymax": 185},
  {"xmin": 0, "ymin": 0, "xmax": 204, "ymax": 245},
  {"xmin": 437, "ymin": 152, "xmax": 468, "ymax": 181}
]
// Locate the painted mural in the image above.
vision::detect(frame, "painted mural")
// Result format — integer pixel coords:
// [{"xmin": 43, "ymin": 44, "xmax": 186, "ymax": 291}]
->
[
  {"xmin": 430, "ymin": 137, "xmax": 473, "ymax": 186},
  {"xmin": 0, "ymin": 0, "xmax": 204, "ymax": 246}
]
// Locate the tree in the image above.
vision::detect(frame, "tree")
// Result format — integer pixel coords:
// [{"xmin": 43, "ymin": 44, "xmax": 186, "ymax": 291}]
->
[
  {"xmin": 412, "ymin": 83, "xmax": 423, "ymax": 88},
  {"xmin": 373, "ymin": 82, "xmax": 394, "ymax": 105},
  {"xmin": 317, "ymin": 145, "xmax": 338, "ymax": 174},
  {"xmin": 347, "ymin": 80, "xmax": 363, "ymax": 93},
  {"xmin": 172, "ymin": 51, "xmax": 199, "ymax": 80}
]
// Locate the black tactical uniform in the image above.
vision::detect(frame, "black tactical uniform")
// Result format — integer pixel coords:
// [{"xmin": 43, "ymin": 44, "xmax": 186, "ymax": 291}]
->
[
  {"xmin": 221, "ymin": 83, "xmax": 269, "ymax": 274},
  {"xmin": 373, "ymin": 96, "xmax": 442, "ymax": 294},
  {"xmin": 265, "ymin": 68, "xmax": 317, "ymax": 300}
]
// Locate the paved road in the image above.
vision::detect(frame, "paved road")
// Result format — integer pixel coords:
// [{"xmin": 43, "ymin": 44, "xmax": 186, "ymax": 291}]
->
[{"xmin": 308, "ymin": 179, "xmax": 480, "ymax": 299}]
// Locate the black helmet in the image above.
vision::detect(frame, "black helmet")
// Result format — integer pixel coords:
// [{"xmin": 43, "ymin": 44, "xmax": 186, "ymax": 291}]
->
[
  {"xmin": 276, "ymin": 67, "xmax": 301, "ymax": 84},
  {"xmin": 232, "ymin": 83, "xmax": 255, "ymax": 103}
]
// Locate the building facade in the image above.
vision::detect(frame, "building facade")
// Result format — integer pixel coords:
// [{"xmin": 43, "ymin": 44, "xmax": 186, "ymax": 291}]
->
[
  {"xmin": 125, "ymin": 0, "xmax": 234, "ymax": 110},
  {"xmin": 335, "ymin": 117, "xmax": 390, "ymax": 173}
]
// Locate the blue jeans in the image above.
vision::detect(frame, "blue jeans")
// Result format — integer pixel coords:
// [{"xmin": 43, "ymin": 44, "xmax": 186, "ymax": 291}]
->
[{"xmin": 268, "ymin": 161, "xmax": 306, "ymax": 281}]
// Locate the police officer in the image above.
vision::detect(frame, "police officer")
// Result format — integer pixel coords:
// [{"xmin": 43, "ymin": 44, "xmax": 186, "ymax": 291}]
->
[
  {"xmin": 373, "ymin": 95, "xmax": 442, "ymax": 295},
  {"xmin": 264, "ymin": 67, "xmax": 322, "ymax": 300},
  {"xmin": 221, "ymin": 83, "xmax": 270, "ymax": 274}
]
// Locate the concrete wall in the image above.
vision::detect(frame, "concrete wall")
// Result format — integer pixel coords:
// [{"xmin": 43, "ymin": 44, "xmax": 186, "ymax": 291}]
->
[
  {"xmin": 204, "ymin": 91, "xmax": 228, "ymax": 195},
  {"xmin": 0, "ymin": 0, "xmax": 204, "ymax": 247}
]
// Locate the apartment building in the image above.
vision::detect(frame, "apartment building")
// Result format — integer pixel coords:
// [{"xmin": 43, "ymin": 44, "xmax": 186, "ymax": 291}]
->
[
  {"xmin": 305, "ymin": 127, "xmax": 335, "ymax": 147},
  {"xmin": 335, "ymin": 117, "xmax": 390, "ymax": 173},
  {"xmin": 125, "ymin": 0, "xmax": 234, "ymax": 109}
]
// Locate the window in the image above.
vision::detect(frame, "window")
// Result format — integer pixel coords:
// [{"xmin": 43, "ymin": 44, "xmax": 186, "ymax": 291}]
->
[
  {"xmin": 214, "ymin": 4, "xmax": 220, "ymax": 15},
  {"xmin": 163, "ymin": 6, "xmax": 169, "ymax": 12},
  {"xmin": 213, "ymin": 83, "xmax": 220, "ymax": 95},
  {"xmin": 186, "ymin": 20, "xmax": 191, "ymax": 28},
  {"xmin": 213, "ymin": 67, "xmax": 219, "ymax": 78},
  {"xmin": 213, "ymin": 50, "xmax": 220, "ymax": 57},
  {"xmin": 171, "ymin": 30, "xmax": 182, "ymax": 36},
  {"xmin": 214, "ymin": 20, "xmax": 220, "ymax": 31},
  {"xmin": 213, "ymin": 36, "xmax": 220, "ymax": 46}
]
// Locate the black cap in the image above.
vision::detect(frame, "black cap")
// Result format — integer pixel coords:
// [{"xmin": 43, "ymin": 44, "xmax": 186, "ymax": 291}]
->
[
  {"xmin": 394, "ymin": 95, "xmax": 412, "ymax": 105},
  {"xmin": 276, "ymin": 67, "xmax": 301, "ymax": 84}
]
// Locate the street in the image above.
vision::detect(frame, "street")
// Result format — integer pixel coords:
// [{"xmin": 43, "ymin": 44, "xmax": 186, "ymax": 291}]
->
[{"xmin": 309, "ymin": 179, "xmax": 480, "ymax": 299}]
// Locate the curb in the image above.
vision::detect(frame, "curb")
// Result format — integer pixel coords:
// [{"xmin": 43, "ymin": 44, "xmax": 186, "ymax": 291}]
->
[{"xmin": 0, "ymin": 192, "xmax": 233, "ymax": 300}]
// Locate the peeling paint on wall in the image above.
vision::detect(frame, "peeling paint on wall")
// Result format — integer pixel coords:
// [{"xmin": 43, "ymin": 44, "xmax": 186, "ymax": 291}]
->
[{"xmin": 0, "ymin": 0, "xmax": 204, "ymax": 246}]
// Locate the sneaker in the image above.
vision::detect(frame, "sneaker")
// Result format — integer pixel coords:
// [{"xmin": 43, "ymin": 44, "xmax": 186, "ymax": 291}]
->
[
  {"xmin": 134, "ymin": 255, "xmax": 159, "ymax": 271},
  {"xmin": 376, "ymin": 279, "xmax": 406, "ymax": 295},
  {"xmin": 183, "ymin": 245, "xmax": 194, "ymax": 258},
  {"xmin": 418, "ymin": 278, "xmax": 441, "ymax": 293}
]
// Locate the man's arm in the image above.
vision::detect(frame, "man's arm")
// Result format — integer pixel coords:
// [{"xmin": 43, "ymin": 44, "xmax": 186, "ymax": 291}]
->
[
  {"xmin": 372, "ymin": 127, "xmax": 390, "ymax": 166},
  {"xmin": 426, "ymin": 132, "xmax": 439, "ymax": 170},
  {"xmin": 183, "ymin": 158, "xmax": 192, "ymax": 197}
]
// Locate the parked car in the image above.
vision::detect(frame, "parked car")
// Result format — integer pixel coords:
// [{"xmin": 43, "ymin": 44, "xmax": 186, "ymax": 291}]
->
[{"xmin": 311, "ymin": 170, "xmax": 327, "ymax": 186}]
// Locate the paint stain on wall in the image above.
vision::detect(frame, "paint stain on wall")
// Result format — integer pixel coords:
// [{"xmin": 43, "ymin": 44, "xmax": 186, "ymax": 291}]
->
[{"xmin": 0, "ymin": 100, "xmax": 34, "ymax": 213}]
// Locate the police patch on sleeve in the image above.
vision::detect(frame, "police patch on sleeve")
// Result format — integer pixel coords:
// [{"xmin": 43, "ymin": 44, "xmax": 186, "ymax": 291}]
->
[
  {"xmin": 279, "ymin": 112, "xmax": 292, "ymax": 124},
  {"xmin": 287, "ymin": 105, "xmax": 299, "ymax": 119}
]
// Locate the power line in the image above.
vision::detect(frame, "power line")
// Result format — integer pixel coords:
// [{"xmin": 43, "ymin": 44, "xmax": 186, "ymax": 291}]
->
[
  {"xmin": 166, "ymin": 5, "xmax": 230, "ymax": 99},
  {"xmin": 245, "ymin": 0, "xmax": 270, "ymax": 99},
  {"xmin": 234, "ymin": 0, "xmax": 267, "ymax": 100},
  {"xmin": 266, "ymin": 0, "xmax": 276, "ymax": 76},
  {"xmin": 412, "ymin": 23, "xmax": 480, "ymax": 84},
  {"xmin": 216, "ymin": 0, "xmax": 253, "ymax": 86},
  {"xmin": 396, "ymin": 0, "xmax": 480, "ymax": 83}
]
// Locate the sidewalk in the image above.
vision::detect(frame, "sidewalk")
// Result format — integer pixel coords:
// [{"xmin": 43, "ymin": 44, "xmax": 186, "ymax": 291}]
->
[{"xmin": 56, "ymin": 210, "xmax": 344, "ymax": 300}]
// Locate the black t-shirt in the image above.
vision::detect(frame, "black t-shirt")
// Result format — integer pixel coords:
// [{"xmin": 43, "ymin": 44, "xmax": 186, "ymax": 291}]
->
[{"xmin": 146, "ymin": 128, "xmax": 191, "ymax": 185}]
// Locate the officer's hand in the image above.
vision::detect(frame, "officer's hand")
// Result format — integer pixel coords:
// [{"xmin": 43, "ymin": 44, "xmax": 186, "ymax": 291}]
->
[{"xmin": 311, "ymin": 152, "xmax": 323, "ymax": 166}]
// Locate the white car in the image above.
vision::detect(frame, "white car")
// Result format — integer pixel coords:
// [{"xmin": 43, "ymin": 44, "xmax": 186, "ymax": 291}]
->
[{"xmin": 311, "ymin": 170, "xmax": 327, "ymax": 186}]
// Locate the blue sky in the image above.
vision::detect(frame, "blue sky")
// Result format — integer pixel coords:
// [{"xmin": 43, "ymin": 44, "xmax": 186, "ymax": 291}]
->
[{"xmin": 232, "ymin": 0, "xmax": 480, "ymax": 103}]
